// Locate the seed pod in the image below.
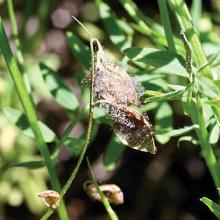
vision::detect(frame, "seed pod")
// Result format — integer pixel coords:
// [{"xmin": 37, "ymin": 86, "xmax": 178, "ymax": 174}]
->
[
  {"xmin": 37, "ymin": 190, "xmax": 60, "ymax": 209},
  {"xmin": 92, "ymin": 39, "xmax": 141, "ymax": 106},
  {"xmin": 84, "ymin": 181, "xmax": 124, "ymax": 205},
  {"xmin": 90, "ymin": 39, "xmax": 156, "ymax": 154},
  {"xmin": 102, "ymin": 102, "xmax": 156, "ymax": 154}
]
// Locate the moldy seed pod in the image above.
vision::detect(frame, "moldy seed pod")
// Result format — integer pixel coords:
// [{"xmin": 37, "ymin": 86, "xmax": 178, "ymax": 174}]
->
[
  {"xmin": 101, "ymin": 102, "xmax": 156, "ymax": 154},
  {"xmin": 90, "ymin": 38, "xmax": 156, "ymax": 154},
  {"xmin": 92, "ymin": 39, "xmax": 142, "ymax": 106}
]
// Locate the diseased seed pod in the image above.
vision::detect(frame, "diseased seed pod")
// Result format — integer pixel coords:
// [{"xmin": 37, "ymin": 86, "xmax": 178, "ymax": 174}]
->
[
  {"xmin": 37, "ymin": 190, "xmax": 60, "ymax": 209},
  {"xmin": 90, "ymin": 38, "xmax": 156, "ymax": 154},
  {"xmin": 92, "ymin": 39, "xmax": 141, "ymax": 106},
  {"xmin": 101, "ymin": 101, "xmax": 156, "ymax": 154},
  {"xmin": 84, "ymin": 181, "xmax": 124, "ymax": 205}
]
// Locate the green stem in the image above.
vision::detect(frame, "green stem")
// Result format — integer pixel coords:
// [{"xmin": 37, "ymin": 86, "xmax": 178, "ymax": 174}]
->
[
  {"xmin": 60, "ymin": 116, "xmax": 93, "ymax": 198},
  {"xmin": 51, "ymin": 112, "xmax": 84, "ymax": 160},
  {"xmin": 87, "ymin": 158, "xmax": 119, "ymax": 220},
  {"xmin": 59, "ymin": 38, "xmax": 96, "ymax": 198},
  {"xmin": 181, "ymin": 29, "xmax": 220, "ymax": 191},
  {"xmin": 167, "ymin": 0, "xmax": 213, "ymax": 79},
  {"xmin": 192, "ymin": 96, "xmax": 220, "ymax": 189},
  {"xmin": 6, "ymin": 0, "xmax": 24, "ymax": 66},
  {"xmin": 41, "ymin": 209, "xmax": 53, "ymax": 220},
  {"xmin": 157, "ymin": 0, "xmax": 176, "ymax": 53},
  {"xmin": 40, "ymin": 35, "xmax": 97, "ymax": 220},
  {"xmin": 0, "ymin": 18, "xmax": 68, "ymax": 220},
  {"xmin": 118, "ymin": 0, "xmax": 164, "ymax": 45}
]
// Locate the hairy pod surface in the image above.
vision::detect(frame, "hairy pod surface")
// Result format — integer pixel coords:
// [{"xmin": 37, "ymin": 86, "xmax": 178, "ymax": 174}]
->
[
  {"xmin": 91, "ymin": 39, "xmax": 156, "ymax": 154},
  {"xmin": 102, "ymin": 102, "xmax": 156, "ymax": 154},
  {"xmin": 93, "ymin": 39, "xmax": 141, "ymax": 106}
]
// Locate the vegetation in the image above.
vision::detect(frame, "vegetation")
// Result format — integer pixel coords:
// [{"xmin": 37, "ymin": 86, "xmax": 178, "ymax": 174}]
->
[{"xmin": 1, "ymin": 0, "xmax": 220, "ymax": 219}]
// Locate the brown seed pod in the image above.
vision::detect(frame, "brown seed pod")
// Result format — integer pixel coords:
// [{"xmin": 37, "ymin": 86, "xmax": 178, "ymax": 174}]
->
[
  {"xmin": 101, "ymin": 101, "xmax": 156, "ymax": 154},
  {"xmin": 84, "ymin": 181, "xmax": 124, "ymax": 205},
  {"xmin": 90, "ymin": 39, "xmax": 156, "ymax": 154},
  {"xmin": 37, "ymin": 190, "xmax": 60, "ymax": 209},
  {"xmin": 92, "ymin": 39, "xmax": 141, "ymax": 106}
]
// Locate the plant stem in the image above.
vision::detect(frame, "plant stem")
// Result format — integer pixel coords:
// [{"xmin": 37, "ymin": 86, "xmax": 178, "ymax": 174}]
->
[
  {"xmin": 40, "ymin": 36, "xmax": 97, "ymax": 220},
  {"xmin": 59, "ymin": 38, "xmax": 96, "ymax": 197},
  {"xmin": 181, "ymin": 30, "xmax": 220, "ymax": 191},
  {"xmin": 0, "ymin": 18, "xmax": 68, "ymax": 220},
  {"xmin": 41, "ymin": 209, "xmax": 53, "ymax": 220},
  {"xmin": 51, "ymin": 112, "xmax": 84, "ymax": 160},
  {"xmin": 191, "ymin": 96, "xmax": 220, "ymax": 189},
  {"xmin": 157, "ymin": 0, "xmax": 176, "ymax": 53},
  {"xmin": 87, "ymin": 158, "xmax": 119, "ymax": 220},
  {"xmin": 118, "ymin": 0, "xmax": 164, "ymax": 45},
  {"xmin": 167, "ymin": 0, "xmax": 213, "ymax": 79},
  {"xmin": 6, "ymin": 0, "xmax": 24, "ymax": 66}
]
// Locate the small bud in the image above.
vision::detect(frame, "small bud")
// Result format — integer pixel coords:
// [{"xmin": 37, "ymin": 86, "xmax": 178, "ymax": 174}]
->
[
  {"xmin": 84, "ymin": 181, "xmax": 124, "ymax": 205},
  {"xmin": 37, "ymin": 190, "xmax": 60, "ymax": 209}
]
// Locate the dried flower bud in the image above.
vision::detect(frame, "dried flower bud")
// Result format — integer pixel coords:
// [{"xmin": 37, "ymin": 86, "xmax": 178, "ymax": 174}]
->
[
  {"xmin": 84, "ymin": 181, "xmax": 124, "ymax": 205},
  {"xmin": 93, "ymin": 39, "xmax": 141, "ymax": 106},
  {"xmin": 102, "ymin": 102, "xmax": 156, "ymax": 154},
  {"xmin": 37, "ymin": 190, "xmax": 60, "ymax": 209}
]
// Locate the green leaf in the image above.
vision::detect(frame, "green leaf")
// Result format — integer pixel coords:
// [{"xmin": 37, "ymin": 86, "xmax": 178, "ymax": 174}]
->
[
  {"xmin": 197, "ymin": 76, "xmax": 220, "ymax": 98},
  {"xmin": 123, "ymin": 47, "xmax": 187, "ymax": 77},
  {"xmin": 104, "ymin": 136, "xmax": 125, "ymax": 171},
  {"xmin": 143, "ymin": 78, "xmax": 169, "ymax": 91},
  {"xmin": 177, "ymin": 136, "xmax": 198, "ymax": 147},
  {"xmin": 118, "ymin": 0, "xmax": 175, "ymax": 50},
  {"xmin": 40, "ymin": 63, "xmax": 79, "ymax": 111},
  {"xmin": 65, "ymin": 137, "xmax": 84, "ymax": 157},
  {"xmin": 205, "ymin": 99, "xmax": 220, "ymax": 108},
  {"xmin": 97, "ymin": 1, "xmax": 133, "ymax": 51},
  {"xmin": 93, "ymin": 106, "xmax": 106, "ymax": 119},
  {"xmin": 144, "ymin": 89, "xmax": 184, "ymax": 103},
  {"xmin": 200, "ymin": 197, "xmax": 220, "ymax": 219},
  {"xmin": 155, "ymin": 102, "xmax": 173, "ymax": 144},
  {"xmin": 12, "ymin": 160, "xmax": 46, "ymax": 169},
  {"xmin": 3, "ymin": 107, "xmax": 56, "ymax": 142},
  {"xmin": 135, "ymin": 72, "xmax": 164, "ymax": 82},
  {"xmin": 181, "ymin": 87, "xmax": 194, "ymax": 116},
  {"xmin": 202, "ymin": 103, "xmax": 214, "ymax": 126},
  {"xmin": 209, "ymin": 123, "xmax": 220, "ymax": 144},
  {"xmin": 156, "ymin": 125, "xmax": 198, "ymax": 137},
  {"xmin": 191, "ymin": 0, "xmax": 202, "ymax": 29},
  {"xmin": 66, "ymin": 31, "xmax": 91, "ymax": 69}
]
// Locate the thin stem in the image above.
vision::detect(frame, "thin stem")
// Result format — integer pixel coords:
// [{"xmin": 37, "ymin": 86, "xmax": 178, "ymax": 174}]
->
[
  {"xmin": 118, "ymin": 0, "xmax": 164, "ymax": 45},
  {"xmin": 157, "ymin": 0, "xmax": 176, "ymax": 53},
  {"xmin": 86, "ymin": 158, "xmax": 119, "ymax": 220},
  {"xmin": 192, "ymin": 96, "xmax": 220, "ymax": 188},
  {"xmin": 60, "ymin": 36, "xmax": 96, "ymax": 200},
  {"xmin": 72, "ymin": 16, "xmax": 92, "ymax": 40},
  {"xmin": 167, "ymin": 0, "xmax": 213, "ymax": 79},
  {"xmin": 0, "ymin": 18, "xmax": 68, "ymax": 220},
  {"xmin": 181, "ymin": 29, "xmax": 220, "ymax": 191},
  {"xmin": 40, "ymin": 36, "xmax": 97, "ymax": 220},
  {"xmin": 40, "ymin": 209, "xmax": 53, "ymax": 220},
  {"xmin": 51, "ymin": 112, "xmax": 84, "ymax": 160},
  {"xmin": 6, "ymin": 0, "xmax": 24, "ymax": 66}
]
